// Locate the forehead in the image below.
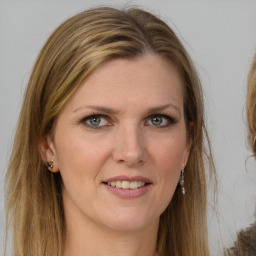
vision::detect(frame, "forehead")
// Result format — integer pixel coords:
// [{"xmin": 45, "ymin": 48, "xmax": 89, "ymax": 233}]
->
[{"xmin": 63, "ymin": 53, "xmax": 184, "ymax": 113}]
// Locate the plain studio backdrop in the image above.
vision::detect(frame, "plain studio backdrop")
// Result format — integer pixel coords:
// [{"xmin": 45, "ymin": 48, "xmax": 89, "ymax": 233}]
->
[{"xmin": 0, "ymin": 0, "xmax": 256, "ymax": 255}]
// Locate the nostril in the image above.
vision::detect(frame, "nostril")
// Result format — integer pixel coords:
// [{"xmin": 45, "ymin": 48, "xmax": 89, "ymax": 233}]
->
[{"xmin": 112, "ymin": 148, "xmax": 146, "ymax": 167}]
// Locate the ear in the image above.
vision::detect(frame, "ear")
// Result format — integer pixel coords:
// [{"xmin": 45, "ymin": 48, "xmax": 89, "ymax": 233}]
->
[
  {"xmin": 183, "ymin": 122, "xmax": 194, "ymax": 168},
  {"xmin": 39, "ymin": 134, "xmax": 59, "ymax": 173}
]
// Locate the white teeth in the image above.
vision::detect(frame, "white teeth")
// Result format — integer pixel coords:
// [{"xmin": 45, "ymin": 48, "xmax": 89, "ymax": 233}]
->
[
  {"xmin": 116, "ymin": 180, "xmax": 122, "ymax": 188},
  {"xmin": 107, "ymin": 180, "xmax": 147, "ymax": 189},
  {"xmin": 129, "ymin": 181, "xmax": 137, "ymax": 190},
  {"xmin": 122, "ymin": 181, "xmax": 130, "ymax": 189}
]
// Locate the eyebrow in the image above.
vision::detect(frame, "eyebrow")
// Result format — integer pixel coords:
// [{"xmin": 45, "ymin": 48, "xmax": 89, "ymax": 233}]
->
[
  {"xmin": 73, "ymin": 105, "xmax": 118, "ymax": 114},
  {"xmin": 147, "ymin": 104, "xmax": 181, "ymax": 115},
  {"xmin": 73, "ymin": 103, "xmax": 181, "ymax": 116}
]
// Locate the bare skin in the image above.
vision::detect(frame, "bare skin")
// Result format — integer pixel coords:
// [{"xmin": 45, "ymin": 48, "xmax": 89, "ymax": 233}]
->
[{"xmin": 42, "ymin": 53, "xmax": 191, "ymax": 256}]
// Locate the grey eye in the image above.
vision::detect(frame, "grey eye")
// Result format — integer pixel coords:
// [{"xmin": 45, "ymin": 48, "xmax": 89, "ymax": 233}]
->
[
  {"xmin": 146, "ymin": 114, "xmax": 175, "ymax": 127},
  {"xmin": 151, "ymin": 116, "xmax": 163, "ymax": 126},
  {"xmin": 82, "ymin": 115, "xmax": 109, "ymax": 128},
  {"xmin": 89, "ymin": 116, "xmax": 101, "ymax": 126}
]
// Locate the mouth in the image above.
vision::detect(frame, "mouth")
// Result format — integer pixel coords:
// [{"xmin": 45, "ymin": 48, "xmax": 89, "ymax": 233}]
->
[
  {"xmin": 104, "ymin": 180, "xmax": 148, "ymax": 190},
  {"xmin": 102, "ymin": 176, "xmax": 152, "ymax": 198}
]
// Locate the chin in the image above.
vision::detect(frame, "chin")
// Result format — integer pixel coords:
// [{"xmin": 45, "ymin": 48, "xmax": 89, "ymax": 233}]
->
[{"xmin": 100, "ymin": 208, "xmax": 158, "ymax": 232}]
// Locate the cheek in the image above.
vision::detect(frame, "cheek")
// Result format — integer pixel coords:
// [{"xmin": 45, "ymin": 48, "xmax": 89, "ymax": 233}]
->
[
  {"xmin": 54, "ymin": 135, "xmax": 104, "ymax": 203},
  {"xmin": 151, "ymin": 134, "xmax": 188, "ymax": 190},
  {"xmin": 153, "ymin": 136, "xmax": 187, "ymax": 170},
  {"xmin": 148, "ymin": 138, "xmax": 186, "ymax": 216},
  {"xmin": 55, "ymin": 130, "xmax": 99, "ymax": 166},
  {"xmin": 54, "ymin": 131, "xmax": 112, "ymax": 187}
]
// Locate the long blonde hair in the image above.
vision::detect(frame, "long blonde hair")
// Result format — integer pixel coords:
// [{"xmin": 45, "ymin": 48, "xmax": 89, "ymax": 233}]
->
[
  {"xmin": 224, "ymin": 55, "xmax": 256, "ymax": 256},
  {"xmin": 5, "ymin": 7, "xmax": 216, "ymax": 256},
  {"xmin": 247, "ymin": 54, "xmax": 256, "ymax": 156}
]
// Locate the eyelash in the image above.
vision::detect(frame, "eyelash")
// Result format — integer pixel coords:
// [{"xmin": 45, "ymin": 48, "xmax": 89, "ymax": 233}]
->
[
  {"xmin": 80, "ymin": 112, "xmax": 177, "ymax": 129},
  {"xmin": 80, "ymin": 114, "xmax": 110, "ymax": 129},
  {"xmin": 146, "ymin": 114, "xmax": 176, "ymax": 128}
]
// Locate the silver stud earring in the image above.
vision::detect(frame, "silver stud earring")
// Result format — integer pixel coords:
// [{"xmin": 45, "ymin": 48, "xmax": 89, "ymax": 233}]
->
[
  {"xmin": 46, "ymin": 161, "xmax": 54, "ymax": 169},
  {"xmin": 179, "ymin": 169, "xmax": 185, "ymax": 195}
]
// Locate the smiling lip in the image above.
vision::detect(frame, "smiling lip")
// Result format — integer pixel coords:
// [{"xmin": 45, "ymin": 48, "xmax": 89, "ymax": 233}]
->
[
  {"xmin": 104, "ymin": 175, "xmax": 152, "ymax": 183},
  {"xmin": 102, "ymin": 175, "xmax": 153, "ymax": 199}
]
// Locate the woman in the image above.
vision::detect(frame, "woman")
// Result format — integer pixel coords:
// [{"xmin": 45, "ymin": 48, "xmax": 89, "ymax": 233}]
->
[
  {"xmin": 225, "ymin": 55, "xmax": 256, "ymax": 256},
  {"xmin": 5, "ymin": 7, "xmax": 216, "ymax": 256}
]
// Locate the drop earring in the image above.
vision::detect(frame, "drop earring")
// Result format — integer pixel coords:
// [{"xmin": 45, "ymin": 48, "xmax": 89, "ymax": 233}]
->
[
  {"xmin": 46, "ymin": 161, "xmax": 54, "ymax": 169},
  {"xmin": 179, "ymin": 169, "xmax": 185, "ymax": 195}
]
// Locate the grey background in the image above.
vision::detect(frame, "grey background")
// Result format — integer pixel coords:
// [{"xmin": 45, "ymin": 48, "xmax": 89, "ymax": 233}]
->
[{"xmin": 1, "ymin": 0, "xmax": 256, "ymax": 255}]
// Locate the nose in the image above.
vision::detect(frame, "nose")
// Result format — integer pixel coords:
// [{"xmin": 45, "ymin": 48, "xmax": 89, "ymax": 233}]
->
[{"xmin": 112, "ymin": 125, "xmax": 147, "ymax": 167}]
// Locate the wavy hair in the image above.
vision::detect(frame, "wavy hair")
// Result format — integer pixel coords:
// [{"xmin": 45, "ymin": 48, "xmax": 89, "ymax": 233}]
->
[
  {"xmin": 5, "ymin": 7, "xmax": 216, "ymax": 256},
  {"xmin": 224, "ymin": 54, "xmax": 256, "ymax": 256},
  {"xmin": 247, "ymin": 54, "xmax": 256, "ymax": 156},
  {"xmin": 225, "ymin": 223, "xmax": 256, "ymax": 256}
]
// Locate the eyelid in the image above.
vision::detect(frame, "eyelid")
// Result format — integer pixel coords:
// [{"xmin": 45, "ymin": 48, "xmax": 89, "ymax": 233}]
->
[
  {"xmin": 146, "ymin": 113, "xmax": 177, "ymax": 127},
  {"xmin": 80, "ymin": 113, "xmax": 112, "ymax": 129},
  {"xmin": 79, "ymin": 111, "xmax": 177, "ymax": 129}
]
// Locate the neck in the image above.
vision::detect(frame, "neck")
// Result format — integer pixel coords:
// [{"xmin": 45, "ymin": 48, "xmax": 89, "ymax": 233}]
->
[{"xmin": 63, "ymin": 209, "xmax": 159, "ymax": 256}]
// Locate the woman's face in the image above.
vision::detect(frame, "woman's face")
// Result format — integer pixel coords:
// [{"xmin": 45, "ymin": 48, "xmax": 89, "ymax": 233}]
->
[{"xmin": 44, "ymin": 53, "xmax": 192, "ymax": 232}]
